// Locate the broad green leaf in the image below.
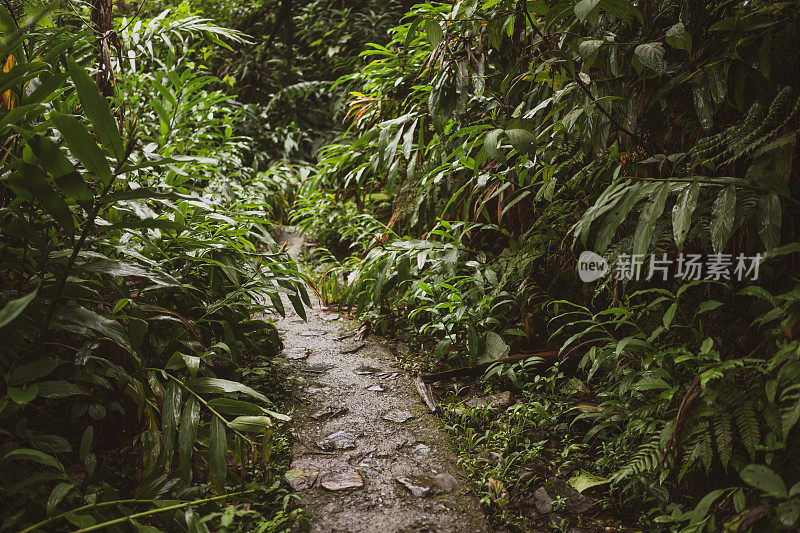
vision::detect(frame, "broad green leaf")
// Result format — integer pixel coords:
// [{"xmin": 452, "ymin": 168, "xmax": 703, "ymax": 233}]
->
[
  {"xmin": 740, "ymin": 464, "xmax": 787, "ymax": 498},
  {"xmin": 506, "ymin": 129, "xmax": 536, "ymax": 156},
  {"xmin": 79, "ymin": 426, "xmax": 94, "ymax": 461},
  {"xmin": 3, "ymin": 448, "xmax": 65, "ymax": 473},
  {"xmin": 178, "ymin": 397, "xmax": 200, "ymax": 484},
  {"xmin": 52, "ymin": 304, "xmax": 132, "ymax": 353},
  {"xmin": 209, "ymin": 416, "xmax": 227, "ymax": 490},
  {"xmin": 568, "ymin": 470, "xmax": 609, "ymax": 493},
  {"xmin": 666, "ymin": 22, "xmax": 692, "ymax": 52},
  {"xmin": 483, "ymin": 128, "xmax": 506, "ymax": 164},
  {"xmin": 635, "ymin": 43, "xmax": 666, "ymax": 74},
  {"xmin": 0, "ymin": 285, "xmax": 38, "ymax": 328},
  {"xmin": 51, "ymin": 112, "xmax": 113, "ymax": 184},
  {"xmin": 9, "ymin": 357, "xmax": 59, "ymax": 385},
  {"xmin": 8, "ymin": 384, "xmax": 38, "ymax": 404},
  {"xmin": 424, "ymin": 19, "xmax": 443, "ymax": 47},
  {"xmin": 185, "ymin": 377, "xmax": 270, "ymax": 404},
  {"xmin": 46, "ymin": 483, "xmax": 74, "ymax": 516},
  {"xmin": 758, "ymin": 192, "xmax": 781, "ymax": 250},
  {"xmin": 479, "ymin": 331, "xmax": 509, "ymax": 363},
  {"xmin": 632, "ymin": 182, "xmax": 668, "ymax": 256},
  {"xmin": 663, "ymin": 302, "xmax": 678, "ymax": 329},
  {"xmin": 692, "ymin": 72, "xmax": 714, "ymax": 130},
  {"xmin": 65, "ymin": 59, "xmax": 123, "ymax": 160},
  {"xmin": 208, "ymin": 398, "xmax": 269, "ymax": 417},
  {"xmin": 574, "ymin": 0, "xmax": 601, "ymax": 22},
  {"xmin": 36, "ymin": 380, "xmax": 88, "ymax": 399},
  {"xmin": 13, "ymin": 164, "xmax": 74, "ymax": 236},
  {"xmin": 672, "ymin": 181, "xmax": 699, "ymax": 250},
  {"xmin": 710, "ymin": 185, "xmax": 736, "ymax": 253},
  {"xmin": 228, "ymin": 415, "xmax": 272, "ymax": 432}
]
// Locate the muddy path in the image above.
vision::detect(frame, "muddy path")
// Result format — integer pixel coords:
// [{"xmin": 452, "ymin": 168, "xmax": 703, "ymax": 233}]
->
[{"xmin": 274, "ymin": 228, "xmax": 491, "ymax": 533}]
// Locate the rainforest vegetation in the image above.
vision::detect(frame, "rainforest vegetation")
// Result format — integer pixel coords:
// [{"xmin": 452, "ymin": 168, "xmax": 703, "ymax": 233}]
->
[{"xmin": 2, "ymin": 0, "xmax": 800, "ymax": 531}]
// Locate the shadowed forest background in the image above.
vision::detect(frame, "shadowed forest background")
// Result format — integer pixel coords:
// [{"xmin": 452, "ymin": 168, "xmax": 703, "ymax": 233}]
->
[{"xmin": 1, "ymin": 0, "xmax": 800, "ymax": 531}]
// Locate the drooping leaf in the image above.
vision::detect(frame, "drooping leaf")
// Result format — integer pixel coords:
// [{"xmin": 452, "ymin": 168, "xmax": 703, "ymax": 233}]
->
[
  {"xmin": 424, "ymin": 19, "xmax": 443, "ymax": 47},
  {"xmin": 710, "ymin": 185, "xmax": 736, "ymax": 253},
  {"xmin": 672, "ymin": 181, "xmax": 699, "ymax": 250},
  {"xmin": 185, "ymin": 377, "xmax": 270, "ymax": 404},
  {"xmin": 574, "ymin": 0, "xmax": 601, "ymax": 22},
  {"xmin": 178, "ymin": 397, "xmax": 200, "ymax": 484},
  {"xmin": 65, "ymin": 59, "xmax": 123, "ymax": 160},
  {"xmin": 758, "ymin": 192, "xmax": 781, "ymax": 250},
  {"xmin": 50, "ymin": 112, "xmax": 113, "ymax": 184},
  {"xmin": 568, "ymin": 470, "xmax": 609, "ymax": 493},
  {"xmin": 209, "ymin": 416, "xmax": 227, "ymax": 490},
  {"xmin": 632, "ymin": 182, "xmax": 668, "ymax": 256},
  {"xmin": 0, "ymin": 285, "xmax": 38, "ymax": 328},
  {"xmin": 483, "ymin": 128, "xmax": 506, "ymax": 164}
]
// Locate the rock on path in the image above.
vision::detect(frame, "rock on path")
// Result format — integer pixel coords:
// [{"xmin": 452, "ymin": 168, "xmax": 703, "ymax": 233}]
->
[{"xmin": 275, "ymin": 228, "xmax": 490, "ymax": 533}]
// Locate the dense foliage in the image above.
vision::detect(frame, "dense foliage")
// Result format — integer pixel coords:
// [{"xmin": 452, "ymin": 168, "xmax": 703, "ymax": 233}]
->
[
  {"xmin": 0, "ymin": 3, "xmax": 310, "ymax": 530},
  {"xmin": 294, "ymin": 0, "xmax": 800, "ymax": 530}
]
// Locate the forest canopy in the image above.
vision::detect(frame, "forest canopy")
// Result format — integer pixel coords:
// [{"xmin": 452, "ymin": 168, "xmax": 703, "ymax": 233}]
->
[{"xmin": 1, "ymin": 0, "xmax": 800, "ymax": 531}]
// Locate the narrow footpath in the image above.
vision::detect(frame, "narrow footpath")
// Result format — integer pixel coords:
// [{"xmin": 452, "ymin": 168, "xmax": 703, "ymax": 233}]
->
[{"xmin": 275, "ymin": 228, "xmax": 490, "ymax": 533}]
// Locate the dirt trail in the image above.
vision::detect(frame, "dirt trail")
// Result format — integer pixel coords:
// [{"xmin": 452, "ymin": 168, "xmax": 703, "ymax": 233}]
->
[{"xmin": 275, "ymin": 228, "xmax": 490, "ymax": 533}]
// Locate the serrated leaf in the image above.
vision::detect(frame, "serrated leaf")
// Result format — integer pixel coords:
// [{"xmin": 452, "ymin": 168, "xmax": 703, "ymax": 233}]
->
[
  {"xmin": 672, "ymin": 181, "xmax": 699, "ymax": 250},
  {"xmin": 710, "ymin": 185, "xmax": 736, "ymax": 253},
  {"xmin": 635, "ymin": 43, "xmax": 666, "ymax": 74}
]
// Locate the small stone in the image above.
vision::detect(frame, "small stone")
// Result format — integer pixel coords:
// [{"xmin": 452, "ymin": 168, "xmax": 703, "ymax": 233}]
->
[
  {"xmin": 322, "ymin": 314, "xmax": 340, "ymax": 321},
  {"xmin": 464, "ymin": 396, "xmax": 488, "ymax": 409},
  {"xmin": 367, "ymin": 385, "xmax": 385, "ymax": 392},
  {"xmin": 340, "ymin": 342, "xmax": 366, "ymax": 354},
  {"xmin": 353, "ymin": 365, "xmax": 382, "ymax": 375},
  {"xmin": 489, "ymin": 391, "xmax": 515, "ymax": 409},
  {"xmin": 396, "ymin": 473, "xmax": 458, "ymax": 497},
  {"xmin": 283, "ymin": 348, "xmax": 309, "ymax": 360},
  {"xmin": 318, "ymin": 430, "xmax": 360, "ymax": 451},
  {"xmin": 383, "ymin": 409, "xmax": 414, "ymax": 423},
  {"xmin": 320, "ymin": 465, "xmax": 363, "ymax": 490},
  {"xmin": 303, "ymin": 364, "xmax": 333, "ymax": 374},
  {"xmin": 533, "ymin": 486, "xmax": 554, "ymax": 514},
  {"xmin": 311, "ymin": 405, "xmax": 348, "ymax": 420}
]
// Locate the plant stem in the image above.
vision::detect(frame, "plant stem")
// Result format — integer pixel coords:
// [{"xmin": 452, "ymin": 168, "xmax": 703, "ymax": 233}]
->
[{"xmin": 72, "ymin": 490, "xmax": 255, "ymax": 533}]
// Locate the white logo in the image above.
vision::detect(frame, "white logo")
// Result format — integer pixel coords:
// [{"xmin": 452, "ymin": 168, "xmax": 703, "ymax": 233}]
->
[{"xmin": 578, "ymin": 251, "xmax": 609, "ymax": 282}]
